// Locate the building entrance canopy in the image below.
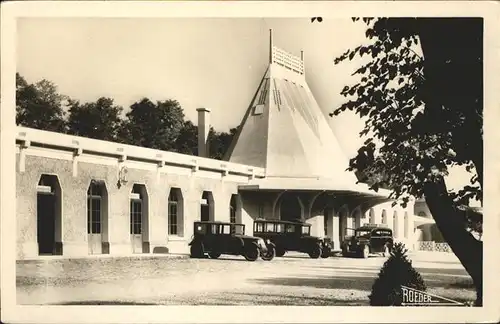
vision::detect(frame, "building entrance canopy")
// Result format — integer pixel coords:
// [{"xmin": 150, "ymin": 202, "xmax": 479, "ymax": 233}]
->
[{"xmin": 238, "ymin": 177, "xmax": 393, "ymax": 207}]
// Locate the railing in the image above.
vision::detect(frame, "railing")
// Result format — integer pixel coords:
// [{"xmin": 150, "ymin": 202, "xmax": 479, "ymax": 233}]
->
[
  {"xmin": 417, "ymin": 241, "xmax": 452, "ymax": 253},
  {"xmin": 272, "ymin": 46, "xmax": 304, "ymax": 75}
]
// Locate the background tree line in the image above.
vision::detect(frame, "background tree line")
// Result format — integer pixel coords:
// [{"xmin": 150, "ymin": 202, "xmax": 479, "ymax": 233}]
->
[{"xmin": 15, "ymin": 73, "xmax": 237, "ymax": 160}]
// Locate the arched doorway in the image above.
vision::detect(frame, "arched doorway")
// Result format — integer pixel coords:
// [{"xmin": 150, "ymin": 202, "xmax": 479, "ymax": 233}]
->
[
  {"xmin": 201, "ymin": 191, "xmax": 214, "ymax": 221},
  {"xmin": 130, "ymin": 184, "xmax": 149, "ymax": 254},
  {"xmin": 279, "ymin": 193, "xmax": 302, "ymax": 221},
  {"xmin": 87, "ymin": 180, "xmax": 108, "ymax": 255},
  {"xmin": 37, "ymin": 174, "xmax": 62, "ymax": 255}
]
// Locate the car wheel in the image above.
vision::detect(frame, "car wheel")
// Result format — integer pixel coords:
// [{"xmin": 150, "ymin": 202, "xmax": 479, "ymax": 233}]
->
[
  {"xmin": 276, "ymin": 248, "xmax": 286, "ymax": 257},
  {"xmin": 190, "ymin": 242, "xmax": 204, "ymax": 258},
  {"xmin": 321, "ymin": 247, "xmax": 330, "ymax": 258},
  {"xmin": 208, "ymin": 251, "xmax": 221, "ymax": 259},
  {"xmin": 361, "ymin": 245, "xmax": 369, "ymax": 259},
  {"xmin": 308, "ymin": 244, "xmax": 322, "ymax": 259},
  {"xmin": 261, "ymin": 245, "xmax": 276, "ymax": 261},
  {"xmin": 243, "ymin": 245, "xmax": 260, "ymax": 261}
]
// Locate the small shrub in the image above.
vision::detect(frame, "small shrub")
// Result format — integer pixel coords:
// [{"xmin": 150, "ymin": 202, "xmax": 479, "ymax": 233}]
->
[{"xmin": 369, "ymin": 242, "xmax": 427, "ymax": 306}]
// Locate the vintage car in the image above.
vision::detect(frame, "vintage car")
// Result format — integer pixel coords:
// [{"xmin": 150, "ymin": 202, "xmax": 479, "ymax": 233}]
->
[
  {"xmin": 189, "ymin": 221, "xmax": 276, "ymax": 261},
  {"xmin": 341, "ymin": 223, "xmax": 394, "ymax": 258},
  {"xmin": 253, "ymin": 219, "xmax": 333, "ymax": 259}
]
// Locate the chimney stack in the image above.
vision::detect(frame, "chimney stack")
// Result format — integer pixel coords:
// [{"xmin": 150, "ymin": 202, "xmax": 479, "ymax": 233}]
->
[
  {"xmin": 196, "ymin": 107, "xmax": 211, "ymax": 158},
  {"xmin": 269, "ymin": 29, "xmax": 273, "ymax": 64}
]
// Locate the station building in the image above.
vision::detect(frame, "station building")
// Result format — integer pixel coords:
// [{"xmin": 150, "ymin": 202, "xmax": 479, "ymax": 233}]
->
[{"xmin": 15, "ymin": 32, "xmax": 438, "ymax": 260}]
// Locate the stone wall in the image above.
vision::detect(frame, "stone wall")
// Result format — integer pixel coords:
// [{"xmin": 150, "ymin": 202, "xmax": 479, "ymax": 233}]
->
[{"xmin": 16, "ymin": 147, "xmax": 259, "ymax": 259}]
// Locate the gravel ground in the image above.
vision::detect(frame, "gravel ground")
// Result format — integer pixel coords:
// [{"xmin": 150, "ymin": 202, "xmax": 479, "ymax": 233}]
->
[{"xmin": 16, "ymin": 252, "xmax": 475, "ymax": 306}]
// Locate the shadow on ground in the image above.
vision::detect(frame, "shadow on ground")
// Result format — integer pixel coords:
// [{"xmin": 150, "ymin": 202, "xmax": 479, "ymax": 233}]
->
[
  {"xmin": 251, "ymin": 272, "xmax": 474, "ymax": 291},
  {"xmin": 311, "ymin": 264, "xmax": 468, "ymax": 276}
]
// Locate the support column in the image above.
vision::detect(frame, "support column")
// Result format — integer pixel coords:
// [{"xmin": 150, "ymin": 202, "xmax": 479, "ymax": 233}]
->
[
  {"xmin": 332, "ymin": 212, "xmax": 340, "ymax": 251},
  {"xmin": 306, "ymin": 209, "xmax": 324, "ymax": 238},
  {"xmin": 148, "ymin": 186, "xmax": 170, "ymax": 254},
  {"xmin": 373, "ymin": 207, "xmax": 382, "ymax": 224},
  {"xmin": 108, "ymin": 186, "xmax": 133, "ymax": 256},
  {"xmin": 197, "ymin": 108, "xmax": 211, "ymax": 158}
]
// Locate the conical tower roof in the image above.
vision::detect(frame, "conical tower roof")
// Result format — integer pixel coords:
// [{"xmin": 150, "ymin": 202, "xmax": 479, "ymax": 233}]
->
[{"xmin": 225, "ymin": 30, "xmax": 358, "ymax": 185}]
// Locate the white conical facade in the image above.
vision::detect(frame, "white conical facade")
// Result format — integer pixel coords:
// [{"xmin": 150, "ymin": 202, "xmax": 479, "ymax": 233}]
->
[{"xmin": 226, "ymin": 37, "xmax": 358, "ymax": 185}]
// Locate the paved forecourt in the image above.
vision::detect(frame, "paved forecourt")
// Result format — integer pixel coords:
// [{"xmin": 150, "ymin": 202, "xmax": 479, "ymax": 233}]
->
[{"xmin": 16, "ymin": 252, "xmax": 473, "ymax": 306}]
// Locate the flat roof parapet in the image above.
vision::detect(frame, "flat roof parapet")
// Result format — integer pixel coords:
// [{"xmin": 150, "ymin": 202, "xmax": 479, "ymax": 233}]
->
[{"xmin": 15, "ymin": 126, "xmax": 266, "ymax": 178}]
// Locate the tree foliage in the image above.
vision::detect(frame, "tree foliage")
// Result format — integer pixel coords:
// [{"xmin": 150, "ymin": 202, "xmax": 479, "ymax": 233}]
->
[
  {"xmin": 332, "ymin": 17, "xmax": 483, "ymax": 305},
  {"xmin": 333, "ymin": 18, "xmax": 482, "ymax": 208},
  {"xmin": 120, "ymin": 98, "xmax": 185, "ymax": 151},
  {"xmin": 15, "ymin": 74, "xmax": 237, "ymax": 160},
  {"xmin": 16, "ymin": 73, "xmax": 68, "ymax": 133},
  {"xmin": 209, "ymin": 127, "xmax": 238, "ymax": 160},
  {"xmin": 67, "ymin": 97, "xmax": 124, "ymax": 142}
]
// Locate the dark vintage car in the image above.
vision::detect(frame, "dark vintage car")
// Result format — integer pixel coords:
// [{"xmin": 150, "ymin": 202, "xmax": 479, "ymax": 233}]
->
[
  {"xmin": 253, "ymin": 219, "xmax": 333, "ymax": 259},
  {"xmin": 341, "ymin": 223, "xmax": 394, "ymax": 258},
  {"xmin": 189, "ymin": 221, "xmax": 276, "ymax": 261}
]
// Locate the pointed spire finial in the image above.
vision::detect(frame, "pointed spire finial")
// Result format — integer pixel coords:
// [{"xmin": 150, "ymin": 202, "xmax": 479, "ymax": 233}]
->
[{"xmin": 269, "ymin": 29, "xmax": 273, "ymax": 64}]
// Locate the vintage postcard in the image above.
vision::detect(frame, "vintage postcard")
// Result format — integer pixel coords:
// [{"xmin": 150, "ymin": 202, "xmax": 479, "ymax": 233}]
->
[{"xmin": 1, "ymin": 1, "xmax": 499, "ymax": 323}]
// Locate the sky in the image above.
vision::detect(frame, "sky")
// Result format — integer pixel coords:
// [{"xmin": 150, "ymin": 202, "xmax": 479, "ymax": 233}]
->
[
  {"xmin": 16, "ymin": 17, "xmax": 477, "ymax": 197},
  {"xmin": 17, "ymin": 17, "xmax": 367, "ymax": 158}
]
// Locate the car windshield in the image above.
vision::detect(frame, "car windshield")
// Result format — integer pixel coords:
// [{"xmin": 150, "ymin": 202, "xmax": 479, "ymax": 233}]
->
[
  {"xmin": 232, "ymin": 224, "xmax": 245, "ymax": 235},
  {"xmin": 301, "ymin": 226, "xmax": 310, "ymax": 235},
  {"xmin": 373, "ymin": 229, "xmax": 392, "ymax": 236},
  {"xmin": 355, "ymin": 230, "xmax": 371, "ymax": 237}
]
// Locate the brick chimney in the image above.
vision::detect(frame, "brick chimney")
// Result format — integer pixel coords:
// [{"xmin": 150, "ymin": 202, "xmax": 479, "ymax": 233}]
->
[{"xmin": 196, "ymin": 107, "xmax": 211, "ymax": 157}]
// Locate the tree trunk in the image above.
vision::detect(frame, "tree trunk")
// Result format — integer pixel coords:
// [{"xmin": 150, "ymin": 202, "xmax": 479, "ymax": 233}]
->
[{"xmin": 423, "ymin": 178, "xmax": 483, "ymax": 306}]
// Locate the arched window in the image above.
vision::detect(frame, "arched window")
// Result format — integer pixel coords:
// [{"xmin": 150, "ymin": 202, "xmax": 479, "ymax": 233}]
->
[
  {"xmin": 87, "ymin": 181, "xmax": 103, "ymax": 235},
  {"xmin": 393, "ymin": 211, "xmax": 399, "ymax": 238},
  {"xmin": 168, "ymin": 188, "xmax": 183, "ymax": 236},
  {"xmin": 369, "ymin": 208, "xmax": 375, "ymax": 224},
  {"xmin": 418, "ymin": 211, "xmax": 427, "ymax": 217},
  {"xmin": 381, "ymin": 210, "xmax": 387, "ymax": 225},
  {"xmin": 404, "ymin": 211, "xmax": 409, "ymax": 239}
]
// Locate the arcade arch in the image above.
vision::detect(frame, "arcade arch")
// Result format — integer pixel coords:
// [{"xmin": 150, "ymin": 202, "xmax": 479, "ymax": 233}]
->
[{"xmin": 278, "ymin": 192, "xmax": 303, "ymax": 221}]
